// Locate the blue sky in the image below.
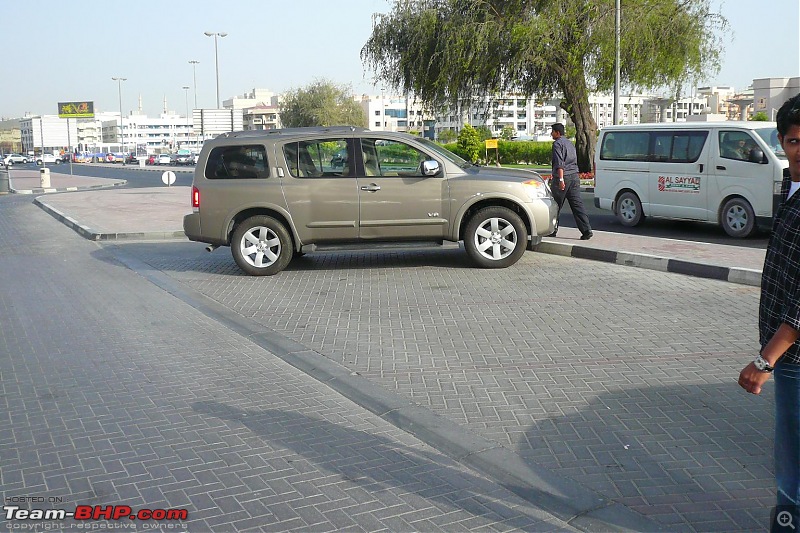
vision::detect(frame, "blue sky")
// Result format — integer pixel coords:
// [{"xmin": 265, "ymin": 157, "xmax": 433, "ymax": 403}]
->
[{"xmin": 0, "ymin": 0, "xmax": 797, "ymax": 119}]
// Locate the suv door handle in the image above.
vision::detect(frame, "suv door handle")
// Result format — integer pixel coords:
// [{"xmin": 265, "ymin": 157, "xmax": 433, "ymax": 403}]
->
[
  {"xmin": 360, "ymin": 184, "xmax": 381, "ymax": 192},
  {"xmin": 716, "ymin": 165, "xmax": 726, "ymax": 170}
]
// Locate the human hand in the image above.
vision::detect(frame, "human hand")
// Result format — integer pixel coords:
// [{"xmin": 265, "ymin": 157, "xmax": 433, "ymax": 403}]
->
[
  {"xmin": 738, "ymin": 362, "xmax": 772, "ymax": 394},
  {"xmin": 559, "ymin": 179, "xmax": 565, "ymax": 191}
]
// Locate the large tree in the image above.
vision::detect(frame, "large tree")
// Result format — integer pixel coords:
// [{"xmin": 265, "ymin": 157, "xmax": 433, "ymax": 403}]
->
[
  {"xmin": 362, "ymin": 0, "xmax": 727, "ymax": 172},
  {"xmin": 280, "ymin": 79, "xmax": 367, "ymax": 128}
]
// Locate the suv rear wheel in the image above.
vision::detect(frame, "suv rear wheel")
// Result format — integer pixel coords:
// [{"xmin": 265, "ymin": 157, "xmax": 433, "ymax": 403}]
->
[
  {"xmin": 464, "ymin": 206, "xmax": 527, "ymax": 268},
  {"xmin": 231, "ymin": 215, "xmax": 293, "ymax": 275}
]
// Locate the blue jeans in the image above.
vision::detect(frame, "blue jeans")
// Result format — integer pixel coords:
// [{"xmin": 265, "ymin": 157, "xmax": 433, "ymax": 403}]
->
[{"xmin": 775, "ymin": 362, "xmax": 800, "ymax": 505}]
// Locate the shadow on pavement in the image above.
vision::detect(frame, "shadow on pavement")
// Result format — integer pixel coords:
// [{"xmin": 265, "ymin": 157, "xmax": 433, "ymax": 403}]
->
[
  {"xmin": 521, "ymin": 381, "xmax": 775, "ymax": 531},
  {"xmin": 191, "ymin": 402, "xmax": 573, "ymax": 531}
]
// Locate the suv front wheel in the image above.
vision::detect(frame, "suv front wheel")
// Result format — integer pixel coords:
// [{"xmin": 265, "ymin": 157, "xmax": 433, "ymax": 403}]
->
[
  {"xmin": 464, "ymin": 206, "xmax": 527, "ymax": 269},
  {"xmin": 231, "ymin": 215, "xmax": 293, "ymax": 275}
]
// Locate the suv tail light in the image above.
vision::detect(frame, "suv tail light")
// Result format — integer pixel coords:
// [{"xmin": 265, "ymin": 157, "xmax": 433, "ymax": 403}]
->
[{"xmin": 191, "ymin": 186, "xmax": 200, "ymax": 209}]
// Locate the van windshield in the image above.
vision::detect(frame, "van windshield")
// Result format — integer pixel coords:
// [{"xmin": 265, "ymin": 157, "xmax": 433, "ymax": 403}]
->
[{"xmin": 754, "ymin": 127, "xmax": 785, "ymax": 159}]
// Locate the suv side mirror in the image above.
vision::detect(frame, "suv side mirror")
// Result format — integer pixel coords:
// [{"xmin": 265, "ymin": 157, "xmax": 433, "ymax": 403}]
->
[
  {"xmin": 749, "ymin": 148, "xmax": 767, "ymax": 164},
  {"xmin": 422, "ymin": 160, "xmax": 440, "ymax": 176}
]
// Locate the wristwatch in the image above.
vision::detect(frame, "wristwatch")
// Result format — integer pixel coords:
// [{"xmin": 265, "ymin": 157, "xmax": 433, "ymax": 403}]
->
[{"xmin": 754, "ymin": 354, "xmax": 775, "ymax": 373}]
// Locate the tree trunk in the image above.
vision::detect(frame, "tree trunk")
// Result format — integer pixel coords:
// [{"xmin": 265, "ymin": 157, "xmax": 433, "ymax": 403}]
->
[{"xmin": 559, "ymin": 73, "xmax": 598, "ymax": 174}]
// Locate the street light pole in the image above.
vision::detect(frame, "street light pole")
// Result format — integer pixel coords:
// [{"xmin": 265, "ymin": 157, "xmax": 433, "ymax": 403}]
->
[
  {"xmin": 112, "ymin": 77, "xmax": 127, "ymax": 164},
  {"xmin": 203, "ymin": 32, "xmax": 227, "ymax": 108},
  {"xmin": 183, "ymin": 86, "xmax": 190, "ymax": 150},
  {"xmin": 613, "ymin": 0, "xmax": 620, "ymax": 125},
  {"xmin": 188, "ymin": 60, "xmax": 199, "ymax": 108}
]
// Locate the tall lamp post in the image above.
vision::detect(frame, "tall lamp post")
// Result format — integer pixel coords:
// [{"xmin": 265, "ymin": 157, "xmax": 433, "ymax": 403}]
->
[
  {"xmin": 203, "ymin": 32, "xmax": 227, "ymax": 108},
  {"xmin": 188, "ymin": 60, "xmax": 199, "ymax": 108},
  {"xmin": 182, "ymin": 85, "xmax": 191, "ymax": 150},
  {"xmin": 112, "ymin": 77, "xmax": 127, "ymax": 164}
]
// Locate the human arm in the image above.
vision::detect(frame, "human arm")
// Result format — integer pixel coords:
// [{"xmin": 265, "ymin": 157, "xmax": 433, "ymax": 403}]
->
[{"xmin": 739, "ymin": 323, "xmax": 800, "ymax": 394}]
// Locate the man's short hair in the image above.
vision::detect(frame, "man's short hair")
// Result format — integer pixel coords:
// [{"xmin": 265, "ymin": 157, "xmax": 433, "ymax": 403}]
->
[
  {"xmin": 776, "ymin": 93, "xmax": 800, "ymax": 136},
  {"xmin": 551, "ymin": 123, "xmax": 566, "ymax": 135}
]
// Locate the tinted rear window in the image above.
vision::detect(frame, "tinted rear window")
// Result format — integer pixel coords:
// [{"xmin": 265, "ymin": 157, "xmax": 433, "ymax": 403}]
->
[{"xmin": 205, "ymin": 145, "xmax": 269, "ymax": 179}]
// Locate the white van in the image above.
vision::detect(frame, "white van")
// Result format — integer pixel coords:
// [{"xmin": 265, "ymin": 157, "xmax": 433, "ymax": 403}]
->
[{"xmin": 593, "ymin": 122, "xmax": 787, "ymax": 237}]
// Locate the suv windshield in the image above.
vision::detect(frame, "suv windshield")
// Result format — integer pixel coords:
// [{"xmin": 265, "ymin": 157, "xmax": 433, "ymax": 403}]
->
[
  {"xmin": 754, "ymin": 127, "xmax": 785, "ymax": 159},
  {"xmin": 416, "ymin": 137, "xmax": 468, "ymax": 166}
]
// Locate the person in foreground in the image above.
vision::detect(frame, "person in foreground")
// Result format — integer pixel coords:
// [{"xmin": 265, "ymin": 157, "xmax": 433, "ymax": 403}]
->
[
  {"xmin": 738, "ymin": 93, "xmax": 800, "ymax": 531},
  {"xmin": 548, "ymin": 123, "xmax": 592, "ymax": 239}
]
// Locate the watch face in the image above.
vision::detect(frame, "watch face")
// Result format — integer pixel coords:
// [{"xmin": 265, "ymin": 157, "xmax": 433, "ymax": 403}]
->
[{"xmin": 755, "ymin": 357, "xmax": 766, "ymax": 370}]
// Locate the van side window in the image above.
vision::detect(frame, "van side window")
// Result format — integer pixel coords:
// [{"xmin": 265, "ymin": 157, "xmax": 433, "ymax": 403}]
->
[
  {"xmin": 653, "ymin": 132, "xmax": 707, "ymax": 163},
  {"xmin": 205, "ymin": 145, "xmax": 269, "ymax": 179},
  {"xmin": 600, "ymin": 132, "xmax": 649, "ymax": 161},
  {"xmin": 600, "ymin": 131, "xmax": 706, "ymax": 163},
  {"xmin": 283, "ymin": 139, "xmax": 350, "ymax": 178},
  {"xmin": 719, "ymin": 131, "xmax": 759, "ymax": 162}
]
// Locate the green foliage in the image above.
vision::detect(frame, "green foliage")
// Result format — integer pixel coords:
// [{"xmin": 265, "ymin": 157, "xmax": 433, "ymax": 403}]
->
[
  {"xmin": 500, "ymin": 126, "xmax": 515, "ymax": 141},
  {"xmin": 279, "ymin": 79, "xmax": 366, "ymax": 128},
  {"xmin": 751, "ymin": 112, "xmax": 769, "ymax": 122},
  {"xmin": 362, "ymin": 0, "xmax": 728, "ymax": 172},
  {"xmin": 457, "ymin": 124, "xmax": 482, "ymax": 162},
  {"xmin": 475, "ymin": 126, "xmax": 493, "ymax": 142},
  {"xmin": 438, "ymin": 129, "xmax": 458, "ymax": 144},
  {"xmin": 445, "ymin": 140, "xmax": 552, "ymax": 166}
]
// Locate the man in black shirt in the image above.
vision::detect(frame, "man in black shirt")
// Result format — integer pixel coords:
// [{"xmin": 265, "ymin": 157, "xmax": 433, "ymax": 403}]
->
[
  {"xmin": 549, "ymin": 123, "xmax": 592, "ymax": 239},
  {"xmin": 738, "ymin": 93, "xmax": 800, "ymax": 529}
]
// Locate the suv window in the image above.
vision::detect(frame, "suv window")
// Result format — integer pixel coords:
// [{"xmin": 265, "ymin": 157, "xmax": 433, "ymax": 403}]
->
[
  {"xmin": 361, "ymin": 138, "xmax": 428, "ymax": 177},
  {"xmin": 205, "ymin": 145, "xmax": 269, "ymax": 179},
  {"xmin": 283, "ymin": 139, "xmax": 350, "ymax": 178}
]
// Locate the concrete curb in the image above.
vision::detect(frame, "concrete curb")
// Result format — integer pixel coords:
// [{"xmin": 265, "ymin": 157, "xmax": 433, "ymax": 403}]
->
[
  {"xmin": 33, "ymin": 197, "xmax": 186, "ymax": 241},
  {"xmin": 105, "ymin": 246, "xmax": 667, "ymax": 533},
  {"xmin": 10, "ymin": 180, "xmax": 128, "ymax": 195},
  {"xmin": 536, "ymin": 240, "xmax": 762, "ymax": 287}
]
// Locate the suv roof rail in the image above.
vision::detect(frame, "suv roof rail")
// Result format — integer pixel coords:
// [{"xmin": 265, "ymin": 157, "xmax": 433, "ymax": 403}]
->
[{"xmin": 218, "ymin": 126, "xmax": 370, "ymax": 139}]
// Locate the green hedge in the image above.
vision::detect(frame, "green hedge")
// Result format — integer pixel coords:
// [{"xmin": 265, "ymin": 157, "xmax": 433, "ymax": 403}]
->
[{"xmin": 442, "ymin": 140, "xmax": 552, "ymax": 165}]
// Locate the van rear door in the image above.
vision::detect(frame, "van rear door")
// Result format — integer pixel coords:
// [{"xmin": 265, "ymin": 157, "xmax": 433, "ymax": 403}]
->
[{"xmin": 647, "ymin": 130, "xmax": 709, "ymax": 220}]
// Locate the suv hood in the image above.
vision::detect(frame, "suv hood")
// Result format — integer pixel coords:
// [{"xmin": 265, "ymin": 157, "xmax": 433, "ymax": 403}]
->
[{"xmin": 458, "ymin": 165, "xmax": 545, "ymax": 182}]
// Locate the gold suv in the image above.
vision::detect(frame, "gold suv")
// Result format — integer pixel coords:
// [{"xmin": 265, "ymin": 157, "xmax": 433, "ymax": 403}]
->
[{"xmin": 184, "ymin": 127, "xmax": 557, "ymax": 275}]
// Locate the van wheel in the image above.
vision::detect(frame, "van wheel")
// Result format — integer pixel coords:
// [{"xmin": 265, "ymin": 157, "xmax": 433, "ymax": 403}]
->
[
  {"xmin": 721, "ymin": 198, "xmax": 756, "ymax": 238},
  {"xmin": 616, "ymin": 191, "xmax": 644, "ymax": 227},
  {"xmin": 464, "ymin": 206, "xmax": 527, "ymax": 268},
  {"xmin": 231, "ymin": 216, "xmax": 293, "ymax": 275}
]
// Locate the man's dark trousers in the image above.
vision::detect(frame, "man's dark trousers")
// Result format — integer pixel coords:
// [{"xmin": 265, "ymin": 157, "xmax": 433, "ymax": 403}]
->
[{"xmin": 552, "ymin": 173, "xmax": 592, "ymax": 235}]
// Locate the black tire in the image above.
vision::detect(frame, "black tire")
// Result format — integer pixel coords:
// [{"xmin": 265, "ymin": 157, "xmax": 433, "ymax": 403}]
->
[
  {"xmin": 721, "ymin": 197, "xmax": 756, "ymax": 238},
  {"xmin": 230, "ymin": 215, "xmax": 293, "ymax": 276},
  {"xmin": 616, "ymin": 191, "xmax": 644, "ymax": 227},
  {"xmin": 463, "ymin": 206, "xmax": 527, "ymax": 269}
]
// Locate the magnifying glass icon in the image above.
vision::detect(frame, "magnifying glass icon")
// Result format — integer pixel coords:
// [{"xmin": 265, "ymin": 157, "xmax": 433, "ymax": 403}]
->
[{"xmin": 778, "ymin": 511, "xmax": 796, "ymax": 529}]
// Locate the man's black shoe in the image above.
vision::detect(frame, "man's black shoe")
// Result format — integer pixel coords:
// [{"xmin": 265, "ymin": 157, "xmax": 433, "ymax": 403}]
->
[{"xmin": 580, "ymin": 231, "xmax": 593, "ymax": 240}]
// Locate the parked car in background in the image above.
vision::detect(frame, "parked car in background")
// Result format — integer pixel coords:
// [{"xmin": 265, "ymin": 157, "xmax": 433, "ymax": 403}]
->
[
  {"xmin": 3, "ymin": 153, "xmax": 28, "ymax": 165},
  {"xmin": 175, "ymin": 151, "xmax": 193, "ymax": 165},
  {"xmin": 157, "ymin": 153, "xmax": 173, "ymax": 165},
  {"xmin": 146, "ymin": 154, "xmax": 157, "ymax": 165},
  {"xmin": 35, "ymin": 153, "xmax": 62, "ymax": 165},
  {"xmin": 125, "ymin": 153, "xmax": 138, "ymax": 164}
]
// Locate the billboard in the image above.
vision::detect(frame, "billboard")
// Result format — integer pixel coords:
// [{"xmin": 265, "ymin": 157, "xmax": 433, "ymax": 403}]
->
[{"xmin": 58, "ymin": 101, "xmax": 94, "ymax": 118}]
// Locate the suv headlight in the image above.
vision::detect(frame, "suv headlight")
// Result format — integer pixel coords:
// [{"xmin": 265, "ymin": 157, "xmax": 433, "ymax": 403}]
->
[{"xmin": 522, "ymin": 179, "xmax": 549, "ymax": 199}]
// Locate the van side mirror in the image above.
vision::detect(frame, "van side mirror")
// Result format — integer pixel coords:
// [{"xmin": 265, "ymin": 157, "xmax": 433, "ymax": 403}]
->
[
  {"xmin": 749, "ymin": 148, "xmax": 767, "ymax": 164},
  {"xmin": 422, "ymin": 160, "xmax": 440, "ymax": 176}
]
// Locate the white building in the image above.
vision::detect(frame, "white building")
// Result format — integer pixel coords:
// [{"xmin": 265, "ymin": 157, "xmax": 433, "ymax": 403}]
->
[
  {"xmin": 224, "ymin": 89, "xmax": 278, "ymax": 111},
  {"xmin": 358, "ymin": 94, "xmax": 435, "ymax": 138},
  {"xmin": 20, "ymin": 115, "xmax": 80, "ymax": 155},
  {"xmin": 752, "ymin": 77, "xmax": 800, "ymax": 120}
]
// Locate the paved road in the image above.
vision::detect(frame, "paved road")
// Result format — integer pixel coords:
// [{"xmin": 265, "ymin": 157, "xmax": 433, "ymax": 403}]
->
[{"xmin": 0, "ymin": 168, "xmax": 779, "ymax": 532}]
